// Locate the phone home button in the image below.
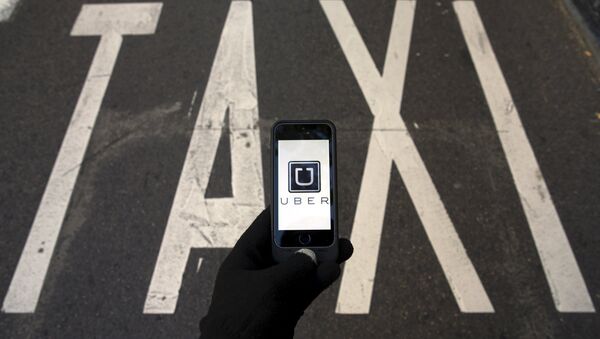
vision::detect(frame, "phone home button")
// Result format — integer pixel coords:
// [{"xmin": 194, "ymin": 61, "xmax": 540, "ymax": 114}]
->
[{"xmin": 298, "ymin": 234, "xmax": 311, "ymax": 246}]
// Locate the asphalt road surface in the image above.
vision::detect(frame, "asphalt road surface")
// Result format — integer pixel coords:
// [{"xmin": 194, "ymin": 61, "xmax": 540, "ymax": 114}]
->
[{"xmin": 1, "ymin": 0, "xmax": 600, "ymax": 338}]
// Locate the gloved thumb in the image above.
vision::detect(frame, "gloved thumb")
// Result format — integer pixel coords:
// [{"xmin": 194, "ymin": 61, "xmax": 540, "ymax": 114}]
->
[
  {"xmin": 292, "ymin": 261, "xmax": 341, "ymax": 308},
  {"xmin": 315, "ymin": 261, "xmax": 341, "ymax": 289},
  {"xmin": 270, "ymin": 249, "xmax": 317, "ymax": 289}
]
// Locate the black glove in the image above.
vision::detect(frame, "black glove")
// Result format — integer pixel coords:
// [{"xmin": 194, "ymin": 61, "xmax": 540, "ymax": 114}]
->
[{"xmin": 199, "ymin": 207, "xmax": 353, "ymax": 339}]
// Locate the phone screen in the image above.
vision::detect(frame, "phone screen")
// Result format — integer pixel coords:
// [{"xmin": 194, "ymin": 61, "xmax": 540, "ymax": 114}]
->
[
  {"xmin": 277, "ymin": 139, "xmax": 331, "ymax": 231},
  {"xmin": 272, "ymin": 121, "xmax": 336, "ymax": 248}
]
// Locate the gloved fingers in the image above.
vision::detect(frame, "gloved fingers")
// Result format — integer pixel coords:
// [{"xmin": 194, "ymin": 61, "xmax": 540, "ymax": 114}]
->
[
  {"xmin": 270, "ymin": 239, "xmax": 352, "ymax": 296},
  {"xmin": 222, "ymin": 207, "xmax": 275, "ymax": 270},
  {"xmin": 269, "ymin": 250, "xmax": 317, "ymax": 290},
  {"xmin": 315, "ymin": 261, "xmax": 341, "ymax": 288},
  {"xmin": 288, "ymin": 261, "xmax": 341, "ymax": 312},
  {"xmin": 337, "ymin": 238, "xmax": 354, "ymax": 264},
  {"xmin": 297, "ymin": 241, "xmax": 353, "ymax": 306},
  {"xmin": 270, "ymin": 244, "xmax": 352, "ymax": 314}
]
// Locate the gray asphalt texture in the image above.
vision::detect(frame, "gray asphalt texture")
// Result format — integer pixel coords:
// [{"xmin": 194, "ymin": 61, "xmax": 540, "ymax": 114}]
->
[{"xmin": 1, "ymin": 0, "xmax": 600, "ymax": 338}]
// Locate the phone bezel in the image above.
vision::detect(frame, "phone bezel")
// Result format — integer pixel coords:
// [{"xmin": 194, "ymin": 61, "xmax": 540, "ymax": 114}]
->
[{"xmin": 271, "ymin": 120, "xmax": 337, "ymax": 248}]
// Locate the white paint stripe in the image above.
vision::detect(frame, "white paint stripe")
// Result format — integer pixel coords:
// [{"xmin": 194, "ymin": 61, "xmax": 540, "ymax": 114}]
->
[
  {"xmin": 70, "ymin": 3, "xmax": 163, "ymax": 36},
  {"xmin": 196, "ymin": 258, "xmax": 203, "ymax": 273},
  {"xmin": 0, "ymin": 0, "xmax": 19, "ymax": 22},
  {"xmin": 2, "ymin": 3, "xmax": 162, "ymax": 314},
  {"xmin": 336, "ymin": 130, "xmax": 392, "ymax": 314},
  {"xmin": 144, "ymin": 1, "xmax": 264, "ymax": 314},
  {"xmin": 454, "ymin": 1, "xmax": 595, "ymax": 312},
  {"xmin": 2, "ymin": 33, "xmax": 122, "ymax": 314},
  {"xmin": 322, "ymin": 0, "xmax": 494, "ymax": 314}
]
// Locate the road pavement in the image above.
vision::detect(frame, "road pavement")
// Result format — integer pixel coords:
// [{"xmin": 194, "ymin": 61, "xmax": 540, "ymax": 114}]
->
[{"xmin": 1, "ymin": 0, "xmax": 599, "ymax": 338}]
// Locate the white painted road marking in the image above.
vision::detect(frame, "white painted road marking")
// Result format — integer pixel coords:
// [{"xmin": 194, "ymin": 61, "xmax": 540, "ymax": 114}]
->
[
  {"xmin": 3, "ymin": 0, "xmax": 594, "ymax": 317},
  {"xmin": 321, "ymin": 0, "xmax": 494, "ymax": 314},
  {"xmin": 143, "ymin": 1, "xmax": 264, "ymax": 314},
  {"xmin": 1, "ymin": 3, "xmax": 162, "ymax": 314},
  {"xmin": 454, "ymin": 1, "xmax": 595, "ymax": 312},
  {"xmin": 0, "ymin": 0, "xmax": 19, "ymax": 22}
]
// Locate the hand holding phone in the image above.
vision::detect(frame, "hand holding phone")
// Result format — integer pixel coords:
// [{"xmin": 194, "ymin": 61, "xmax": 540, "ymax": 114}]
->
[
  {"xmin": 271, "ymin": 120, "xmax": 339, "ymax": 263},
  {"xmin": 199, "ymin": 209, "xmax": 353, "ymax": 338}
]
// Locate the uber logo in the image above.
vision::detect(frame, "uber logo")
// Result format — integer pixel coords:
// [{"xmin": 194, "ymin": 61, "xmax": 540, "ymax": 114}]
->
[{"xmin": 289, "ymin": 161, "xmax": 320, "ymax": 193}]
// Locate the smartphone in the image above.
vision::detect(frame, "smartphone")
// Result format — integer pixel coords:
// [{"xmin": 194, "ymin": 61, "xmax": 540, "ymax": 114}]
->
[{"xmin": 271, "ymin": 120, "xmax": 338, "ymax": 263}]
